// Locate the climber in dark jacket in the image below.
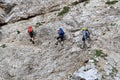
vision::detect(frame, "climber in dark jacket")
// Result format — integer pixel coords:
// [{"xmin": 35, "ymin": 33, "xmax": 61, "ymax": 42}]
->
[{"xmin": 55, "ymin": 27, "xmax": 65, "ymax": 46}]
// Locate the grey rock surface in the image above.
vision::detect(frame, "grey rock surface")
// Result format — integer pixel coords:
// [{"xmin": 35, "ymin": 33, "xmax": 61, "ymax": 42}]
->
[{"xmin": 0, "ymin": 0, "xmax": 120, "ymax": 80}]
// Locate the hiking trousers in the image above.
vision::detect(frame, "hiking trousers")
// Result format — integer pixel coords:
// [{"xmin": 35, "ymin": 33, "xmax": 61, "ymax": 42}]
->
[{"xmin": 57, "ymin": 35, "xmax": 64, "ymax": 41}]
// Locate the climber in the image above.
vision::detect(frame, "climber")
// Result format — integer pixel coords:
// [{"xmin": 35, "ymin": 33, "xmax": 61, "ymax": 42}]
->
[
  {"xmin": 81, "ymin": 27, "xmax": 91, "ymax": 49},
  {"xmin": 55, "ymin": 27, "xmax": 65, "ymax": 46},
  {"xmin": 28, "ymin": 26, "xmax": 35, "ymax": 44},
  {"xmin": 82, "ymin": 27, "xmax": 90, "ymax": 42}
]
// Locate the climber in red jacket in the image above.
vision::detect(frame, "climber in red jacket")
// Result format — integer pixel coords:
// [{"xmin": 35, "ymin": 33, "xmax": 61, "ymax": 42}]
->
[{"xmin": 28, "ymin": 26, "xmax": 35, "ymax": 44}]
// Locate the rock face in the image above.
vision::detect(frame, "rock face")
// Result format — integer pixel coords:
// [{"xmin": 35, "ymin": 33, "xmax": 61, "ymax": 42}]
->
[
  {"xmin": 0, "ymin": 0, "xmax": 77, "ymax": 24},
  {"xmin": 0, "ymin": 0, "xmax": 120, "ymax": 80},
  {"xmin": 73, "ymin": 60, "xmax": 102, "ymax": 80}
]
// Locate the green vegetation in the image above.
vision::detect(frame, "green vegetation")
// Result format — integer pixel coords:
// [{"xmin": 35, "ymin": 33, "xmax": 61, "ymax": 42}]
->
[
  {"xmin": 83, "ymin": 0, "xmax": 90, "ymax": 6},
  {"xmin": 109, "ymin": 67, "xmax": 118, "ymax": 77},
  {"xmin": 17, "ymin": 30, "xmax": 20, "ymax": 34},
  {"xmin": 71, "ymin": 0, "xmax": 89, "ymax": 6},
  {"xmin": 95, "ymin": 50, "xmax": 107, "ymax": 57},
  {"xmin": 57, "ymin": 6, "xmax": 70, "ymax": 16},
  {"xmin": 71, "ymin": 1, "xmax": 80, "ymax": 5},
  {"xmin": 0, "ymin": 44, "xmax": 7, "ymax": 48},
  {"xmin": 96, "ymin": 20, "xmax": 99, "ymax": 21},
  {"xmin": 91, "ymin": 50, "xmax": 108, "ymax": 65},
  {"xmin": 111, "ymin": 23, "xmax": 116, "ymax": 26},
  {"xmin": 95, "ymin": 50, "xmax": 103, "ymax": 57},
  {"xmin": 35, "ymin": 22, "xmax": 42, "ymax": 27},
  {"xmin": 103, "ymin": 33, "xmax": 106, "ymax": 35},
  {"xmin": 105, "ymin": 0, "xmax": 118, "ymax": 5}
]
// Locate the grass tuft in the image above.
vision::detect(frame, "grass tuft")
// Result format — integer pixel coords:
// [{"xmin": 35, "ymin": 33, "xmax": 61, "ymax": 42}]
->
[
  {"xmin": 0, "ymin": 44, "xmax": 7, "ymax": 48},
  {"xmin": 57, "ymin": 6, "xmax": 70, "ymax": 16},
  {"xmin": 71, "ymin": 1, "xmax": 80, "ymax": 5},
  {"xmin": 105, "ymin": 0, "xmax": 118, "ymax": 5},
  {"xmin": 95, "ymin": 50, "xmax": 103, "ymax": 57},
  {"xmin": 109, "ymin": 67, "xmax": 118, "ymax": 77},
  {"xmin": 35, "ymin": 22, "xmax": 42, "ymax": 27}
]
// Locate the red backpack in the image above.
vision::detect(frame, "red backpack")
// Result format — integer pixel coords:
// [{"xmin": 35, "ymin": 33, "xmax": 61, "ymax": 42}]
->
[{"xmin": 28, "ymin": 26, "xmax": 33, "ymax": 32}]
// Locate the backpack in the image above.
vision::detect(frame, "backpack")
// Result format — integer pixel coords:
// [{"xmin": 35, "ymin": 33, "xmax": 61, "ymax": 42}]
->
[
  {"xmin": 58, "ymin": 28, "xmax": 64, "ymax": 35},
  {"xmin": 82, "ymin": 30, "xmax": 89, "ymax": 39},
  {"xmin": 28, "ymin": 26, "xmax": 33, "ymax": 33}
]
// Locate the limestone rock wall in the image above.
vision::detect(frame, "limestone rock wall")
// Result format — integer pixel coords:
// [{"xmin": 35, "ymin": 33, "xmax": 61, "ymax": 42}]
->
[{"xmin": 0, "ymin": 0, "xmax": 120, "ymax": 80}]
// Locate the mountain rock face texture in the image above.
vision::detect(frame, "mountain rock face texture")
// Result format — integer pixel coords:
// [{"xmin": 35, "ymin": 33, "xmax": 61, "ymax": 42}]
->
[
  {"xmin": 0, "ymin": 0, "xmax": 77, "ymax": 23},
  {"xmin": 0, "ymin": 0, "xmax": 120, "ymax": 80}
]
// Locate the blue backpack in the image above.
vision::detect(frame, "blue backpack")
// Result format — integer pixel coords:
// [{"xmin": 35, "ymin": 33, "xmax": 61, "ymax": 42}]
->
[
  {"xmin": 82, "ymin": 30, "xmax": 89, "ymax": 39},
  {"xmin": 58, "ymin": 28, "xmax": 64, "ymax": 35}
]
